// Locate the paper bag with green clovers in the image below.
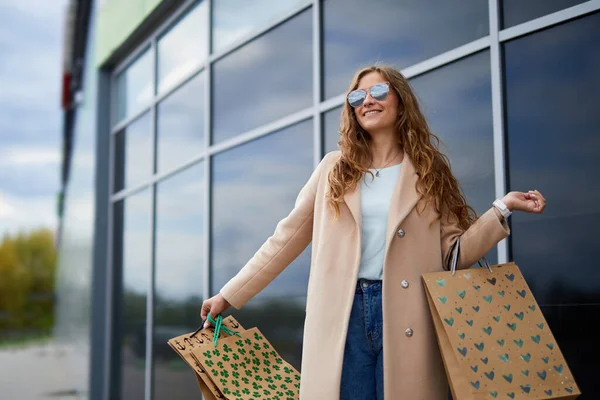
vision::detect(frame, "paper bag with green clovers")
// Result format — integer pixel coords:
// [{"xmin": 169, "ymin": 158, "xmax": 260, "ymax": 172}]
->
[{"xmin": 168, "ymin": 315, "xmax": 301, "ymax": 400}]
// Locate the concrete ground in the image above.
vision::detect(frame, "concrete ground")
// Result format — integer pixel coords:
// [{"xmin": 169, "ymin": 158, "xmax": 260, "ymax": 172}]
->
[{"xmin": 0, "ymin": 340, "xmax": 88, "ymax": 400}]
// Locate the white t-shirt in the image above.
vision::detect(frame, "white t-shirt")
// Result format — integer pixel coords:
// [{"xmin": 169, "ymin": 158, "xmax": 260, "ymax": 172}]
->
[{"xmin": 357, "ymin": 163, "xmax": 402, "ymax": 280}]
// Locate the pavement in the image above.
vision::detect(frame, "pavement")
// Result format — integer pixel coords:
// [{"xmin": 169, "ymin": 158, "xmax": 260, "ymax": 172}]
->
[{"xmin": 0, "ymin": 340, "xmax": 88, "ymax": 400}]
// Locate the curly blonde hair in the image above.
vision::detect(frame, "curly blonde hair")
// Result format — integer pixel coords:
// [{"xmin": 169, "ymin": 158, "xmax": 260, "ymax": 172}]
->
[{"xmin": 326, "ymin": 65, "xmax": 476, "ymax": 230}]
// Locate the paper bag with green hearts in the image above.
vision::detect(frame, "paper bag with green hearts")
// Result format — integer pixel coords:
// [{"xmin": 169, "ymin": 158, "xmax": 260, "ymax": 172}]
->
[
  {"xmin": 168, "ymin": 315, "xmax": 301, "ymax": 399},
  {"xmin": 423, "ymin": 259, "xmax": 580, "ymax": 400}
]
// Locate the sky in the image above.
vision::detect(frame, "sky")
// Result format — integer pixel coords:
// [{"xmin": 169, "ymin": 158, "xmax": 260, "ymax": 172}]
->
[{"xmin": 0, "ymin": 0, "xmax": 67, "ymax": 237}]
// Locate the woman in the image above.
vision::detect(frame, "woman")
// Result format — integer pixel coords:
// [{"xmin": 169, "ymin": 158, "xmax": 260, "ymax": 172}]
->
[{"xmin": 200, "ymin": 65, "xmax": 546, "ymax": 400}]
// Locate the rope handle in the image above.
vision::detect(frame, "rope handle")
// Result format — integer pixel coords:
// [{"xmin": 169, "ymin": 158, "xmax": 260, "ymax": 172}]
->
[{"xmin": 206, "ymin": 314, "xmax": 242, "ymax": 347}]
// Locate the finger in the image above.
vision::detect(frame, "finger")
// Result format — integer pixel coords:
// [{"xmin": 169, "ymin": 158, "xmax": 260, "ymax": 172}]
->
[
  {"xmin": 536, "ymin": 190, "xmax": 546, "ymax": 202},
  {"xmin": 531, "ymin": 189, "xmax": 546, "ymax": 202}
]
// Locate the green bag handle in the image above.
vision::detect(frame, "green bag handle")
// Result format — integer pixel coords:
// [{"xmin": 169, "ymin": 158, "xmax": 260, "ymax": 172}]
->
[{"xmin": 207, "ymin": 314, "xmax": 242, "ymax": 347}]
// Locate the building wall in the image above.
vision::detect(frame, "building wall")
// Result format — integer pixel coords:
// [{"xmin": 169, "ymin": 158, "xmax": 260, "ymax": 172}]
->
[
  {"xmin": 89, "ymin": 1, "xmax": 600, "ymax": 399},
  {"xmin": 54, "ymin": 2, "xmax": 98, "ymax": 399},
  {"xmin": 96, "ymin": 0, "xmax": 166, "ymax": 66}
]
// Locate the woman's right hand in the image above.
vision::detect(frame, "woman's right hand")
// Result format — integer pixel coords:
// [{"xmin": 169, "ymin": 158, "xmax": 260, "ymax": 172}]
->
[{"xmin": 200, "ymin": 293, "xmax": 232, "ymax": 329}]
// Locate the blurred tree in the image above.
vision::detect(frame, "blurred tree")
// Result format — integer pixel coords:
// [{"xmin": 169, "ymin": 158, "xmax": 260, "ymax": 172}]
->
[{"xmin": 0, "ymin": 228, "xmax": 57, "ymax": 340}]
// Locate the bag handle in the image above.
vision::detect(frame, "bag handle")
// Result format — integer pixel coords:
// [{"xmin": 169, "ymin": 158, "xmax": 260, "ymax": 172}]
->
[
  {"xmin": 450, "ymin": 236, "xmax": 492, "ymax": 276},
  {"xmin": 207, "ymin": 314, "xmax": 242, "ymax": 347}
]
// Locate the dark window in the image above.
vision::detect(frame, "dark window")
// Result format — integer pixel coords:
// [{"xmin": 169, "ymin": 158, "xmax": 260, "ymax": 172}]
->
[
  {"xmin": 156, "ymin": 73, "xmax": 205, "ymax": 174},
  {"xmin": 212, "ymin": 9, "xmax": 312, "ymax": 143},
  {"xmin": 114, "ymin": 112, "xmax": 153, "ymax": 192},
  {"xmin": 504, "ymin": 12, "xmax": 600, "ymax": 305},
  {"xmin": 322, "ymin": 0, "xmax": 489, "ymax": 99},
  {"xmin": 153, "ymin": 163, "xmax": 205, "ymax": 400},
  {"xmin": 501, "ymin": 0, "xmax": 586, "ymax": 28},
  {"xmin": 410, "ymin": 51, "xmax": 497, "ymax": 264},
  {"xmin": 113, "ymin": 190, "xmax": 152, "ymax": 400},
  {"xmin": 211, "ymin": 119, "xmax": 313, "ymax": 298}
]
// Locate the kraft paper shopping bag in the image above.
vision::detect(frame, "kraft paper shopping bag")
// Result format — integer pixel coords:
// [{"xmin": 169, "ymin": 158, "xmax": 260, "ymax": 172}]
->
[
  {"xmin": 169, "ymin": 315, "xmax": 301, "ymax": 399},
  {"xmin": 422, "ymin": 239, "xmax": 580, "ymax": 399},
  {"xmin": 168, "ymin": 315, "xmax": 245, "ymax": 399}
]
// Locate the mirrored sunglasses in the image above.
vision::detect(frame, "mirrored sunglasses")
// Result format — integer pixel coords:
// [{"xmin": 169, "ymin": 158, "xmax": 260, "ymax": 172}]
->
[{"xmin": 347, "ymin": 82, "xmax": 390, "ymax": 108}]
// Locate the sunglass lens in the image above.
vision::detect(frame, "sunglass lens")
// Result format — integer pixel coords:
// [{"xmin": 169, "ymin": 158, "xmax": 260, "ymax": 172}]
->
[
  {"xmin": 370, "ymin": 83, "xmax": 389, "ymax": 101},
  {"xmin": 348, "ymin": 90, "xmax": 366, "ymax": 107}
]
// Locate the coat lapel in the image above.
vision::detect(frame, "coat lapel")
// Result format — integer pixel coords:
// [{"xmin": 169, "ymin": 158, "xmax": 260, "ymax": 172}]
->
[
  {"xmin": 384, "ymin": 155, "xmax": 421, "ymax": 251},
  {"xmin": 343, "ymin": 180, "xmax": 362, "ymax": 228}
]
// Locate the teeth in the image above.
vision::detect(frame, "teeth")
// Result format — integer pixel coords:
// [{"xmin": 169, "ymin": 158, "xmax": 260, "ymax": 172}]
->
[{"xmin": 365, "ymin": 111, "xmax": 380, "ymax": 116}]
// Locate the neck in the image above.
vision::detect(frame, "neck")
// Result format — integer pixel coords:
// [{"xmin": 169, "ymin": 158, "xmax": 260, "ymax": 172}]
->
[{"xmin": 369, "ymin": 129, "xmax": 403, "ymax": 168}]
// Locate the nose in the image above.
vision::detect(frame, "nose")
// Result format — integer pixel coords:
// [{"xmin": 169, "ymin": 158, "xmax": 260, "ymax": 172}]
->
[{"xmin": 362, "ymin": 92, "xmax": 376, "ymax": 107}]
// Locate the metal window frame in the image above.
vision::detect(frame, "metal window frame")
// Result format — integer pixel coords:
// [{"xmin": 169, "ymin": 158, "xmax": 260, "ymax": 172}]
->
[
  {"xmin": 102, "ymin": 1, "xmax": 600, "ymax": 398},
  {"xmin": 489, "ymin": 0, "xmax": 509, "ymax": 264}
]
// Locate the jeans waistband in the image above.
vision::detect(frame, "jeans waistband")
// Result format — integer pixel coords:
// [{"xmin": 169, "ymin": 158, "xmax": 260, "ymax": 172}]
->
[{"xmin": 355, "ymin": 278, "xmax": 382, "ymax": 294}]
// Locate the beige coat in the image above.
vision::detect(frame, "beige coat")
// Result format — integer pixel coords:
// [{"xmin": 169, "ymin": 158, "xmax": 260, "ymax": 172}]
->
[{"xmin": 220, "ymin": 151, "xmax": 510, "ymax": 399}]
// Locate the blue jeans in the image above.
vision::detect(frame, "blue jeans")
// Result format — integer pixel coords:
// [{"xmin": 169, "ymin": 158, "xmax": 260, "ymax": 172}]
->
[{"xmin": 340, "ymin": 279, "xmax": 384, "ymax": 400}]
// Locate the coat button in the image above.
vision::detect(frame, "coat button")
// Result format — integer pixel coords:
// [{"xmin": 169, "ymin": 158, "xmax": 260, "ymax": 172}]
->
[
  {"xmin": 397, "ymin": 229, "xmax": 405, "ymax": 238},
  {"xmin": 405, "ymin": 328, "xmax": 413, "ymax": 337},
  {"xmin": 401, "ymin": 280, "xmax": 409, "ymax": 288}
]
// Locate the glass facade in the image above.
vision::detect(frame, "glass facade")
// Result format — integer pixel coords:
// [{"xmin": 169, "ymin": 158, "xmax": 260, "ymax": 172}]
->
[
  {"xmin": 153, "ymin": 163, "xmax": 206, "ymax": 400},
  {"xmin": 156, "ymin": 1, "xmax": 208, "ymax": 94},
  {"xmin": 56, "ymin": 1, "xmax": 600, "ymax": 399},
  {"xmin": 501, "ymin": 0, "xmax": 587, "ymax": 28},
  {"xmin": 114, "ymin": 190, "xmax": 153, "ymax": 400},
  {"xmin": 211, "ymin": 8, "xmax": 313, "ymax": 143},
  {"xmin": 115, "ymin": 48, "xmax": 153, "ymax": 123},
  {"xmin": 211, "ymin": 0, "xmax": 309, "ymax": 51},
  {"xmin": 322, "ymin": 0, "xmax": 489, "ymax": 99},
  {"xmin": 504, "ymin": 12, "xmax": 600, "ymax": 391},
  {"xmin": 156, "ymin": 72, "xmax": 206, "ymax": 173}
]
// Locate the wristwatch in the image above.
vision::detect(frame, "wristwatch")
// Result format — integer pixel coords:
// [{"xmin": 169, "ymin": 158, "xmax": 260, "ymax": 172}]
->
[{"xmin": 493, "ymin": 199, "xmax": 512, "ymax": 219}]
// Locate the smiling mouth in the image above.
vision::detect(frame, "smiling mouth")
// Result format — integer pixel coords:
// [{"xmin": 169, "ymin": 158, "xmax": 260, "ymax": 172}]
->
[{"xmin": 364, "ymin": 110, "xmax": 382, "ymax": 117}]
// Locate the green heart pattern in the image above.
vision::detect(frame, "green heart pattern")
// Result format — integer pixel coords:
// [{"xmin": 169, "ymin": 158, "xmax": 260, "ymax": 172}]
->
[{"xmin": 423, "ymin": 264, "xmax": 579, "ymax": 398}]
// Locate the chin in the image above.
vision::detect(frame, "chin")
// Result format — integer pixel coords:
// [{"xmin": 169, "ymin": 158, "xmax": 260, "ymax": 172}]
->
[{"xmin": 361, "ymin": 121, "xmax": 389, "ymax": 134}]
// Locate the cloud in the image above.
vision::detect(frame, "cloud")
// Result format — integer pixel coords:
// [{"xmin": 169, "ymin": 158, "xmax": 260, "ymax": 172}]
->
[
  {"xmin": 0, "ymin": 191, "xmax": 57, "ymax": 234},
  {"xmin": 0, "ymin": 0, "xmax": 68, "ymax": 237},
  {"xmin": 0, "ymin": 146, "xmax": 61, "ymax": 167}
]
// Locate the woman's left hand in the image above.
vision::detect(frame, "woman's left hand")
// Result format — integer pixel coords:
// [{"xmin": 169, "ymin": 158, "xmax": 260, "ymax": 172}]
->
[{"xmin": 502, "ymin": 190, "xmax": 546, "ymax": 214}]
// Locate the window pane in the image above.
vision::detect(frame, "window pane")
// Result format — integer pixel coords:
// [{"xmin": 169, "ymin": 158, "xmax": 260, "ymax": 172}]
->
[
  {"xmin": 114, "ymin": 112, "xmax": 153, "ymax": 192},
  {"xmin": 504, "ymin": 13, "xmax": 600, "ymax": 305},
  {"xmin": 157, "ymin": 2, "xmax": 208, "ymax": 94},
  {"xmin": 410, "ymin": 51, "xmax": 497, "ymax": 264},
  {"xmin": 116, "ymin": 48, "xmax": 153, "ymax": 123},
  {"xmin": 212, "ymin": 0, "xmax": 307, "ymax": 52},
  {"xmin": 114, "ymin": 190, "xmax": 152, "ymax": 400},
  {"xmin": 212, "ymin": 9, "xmax": 312, "ymax": 143},
  {"xmin": 501, "ymin": 0, "xmax": 585, "ymax": 28},
  {"xmin": 323, "ymin": 107, "xmax": 342, "ymax": 154},
  {"xmin": 153, "ymin": 163, "xmax": 205, "ymax": 400},
  {"xmin": 323, "ymin": 0, "xmax": 489, "ymax": 99},
  {"xmin": 211, "ymin": 120, "xmax": 313, "ymax": 298},
  {"xmin": 156, "ymin": 73, "xmax": 205, "ymax": 174}
]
